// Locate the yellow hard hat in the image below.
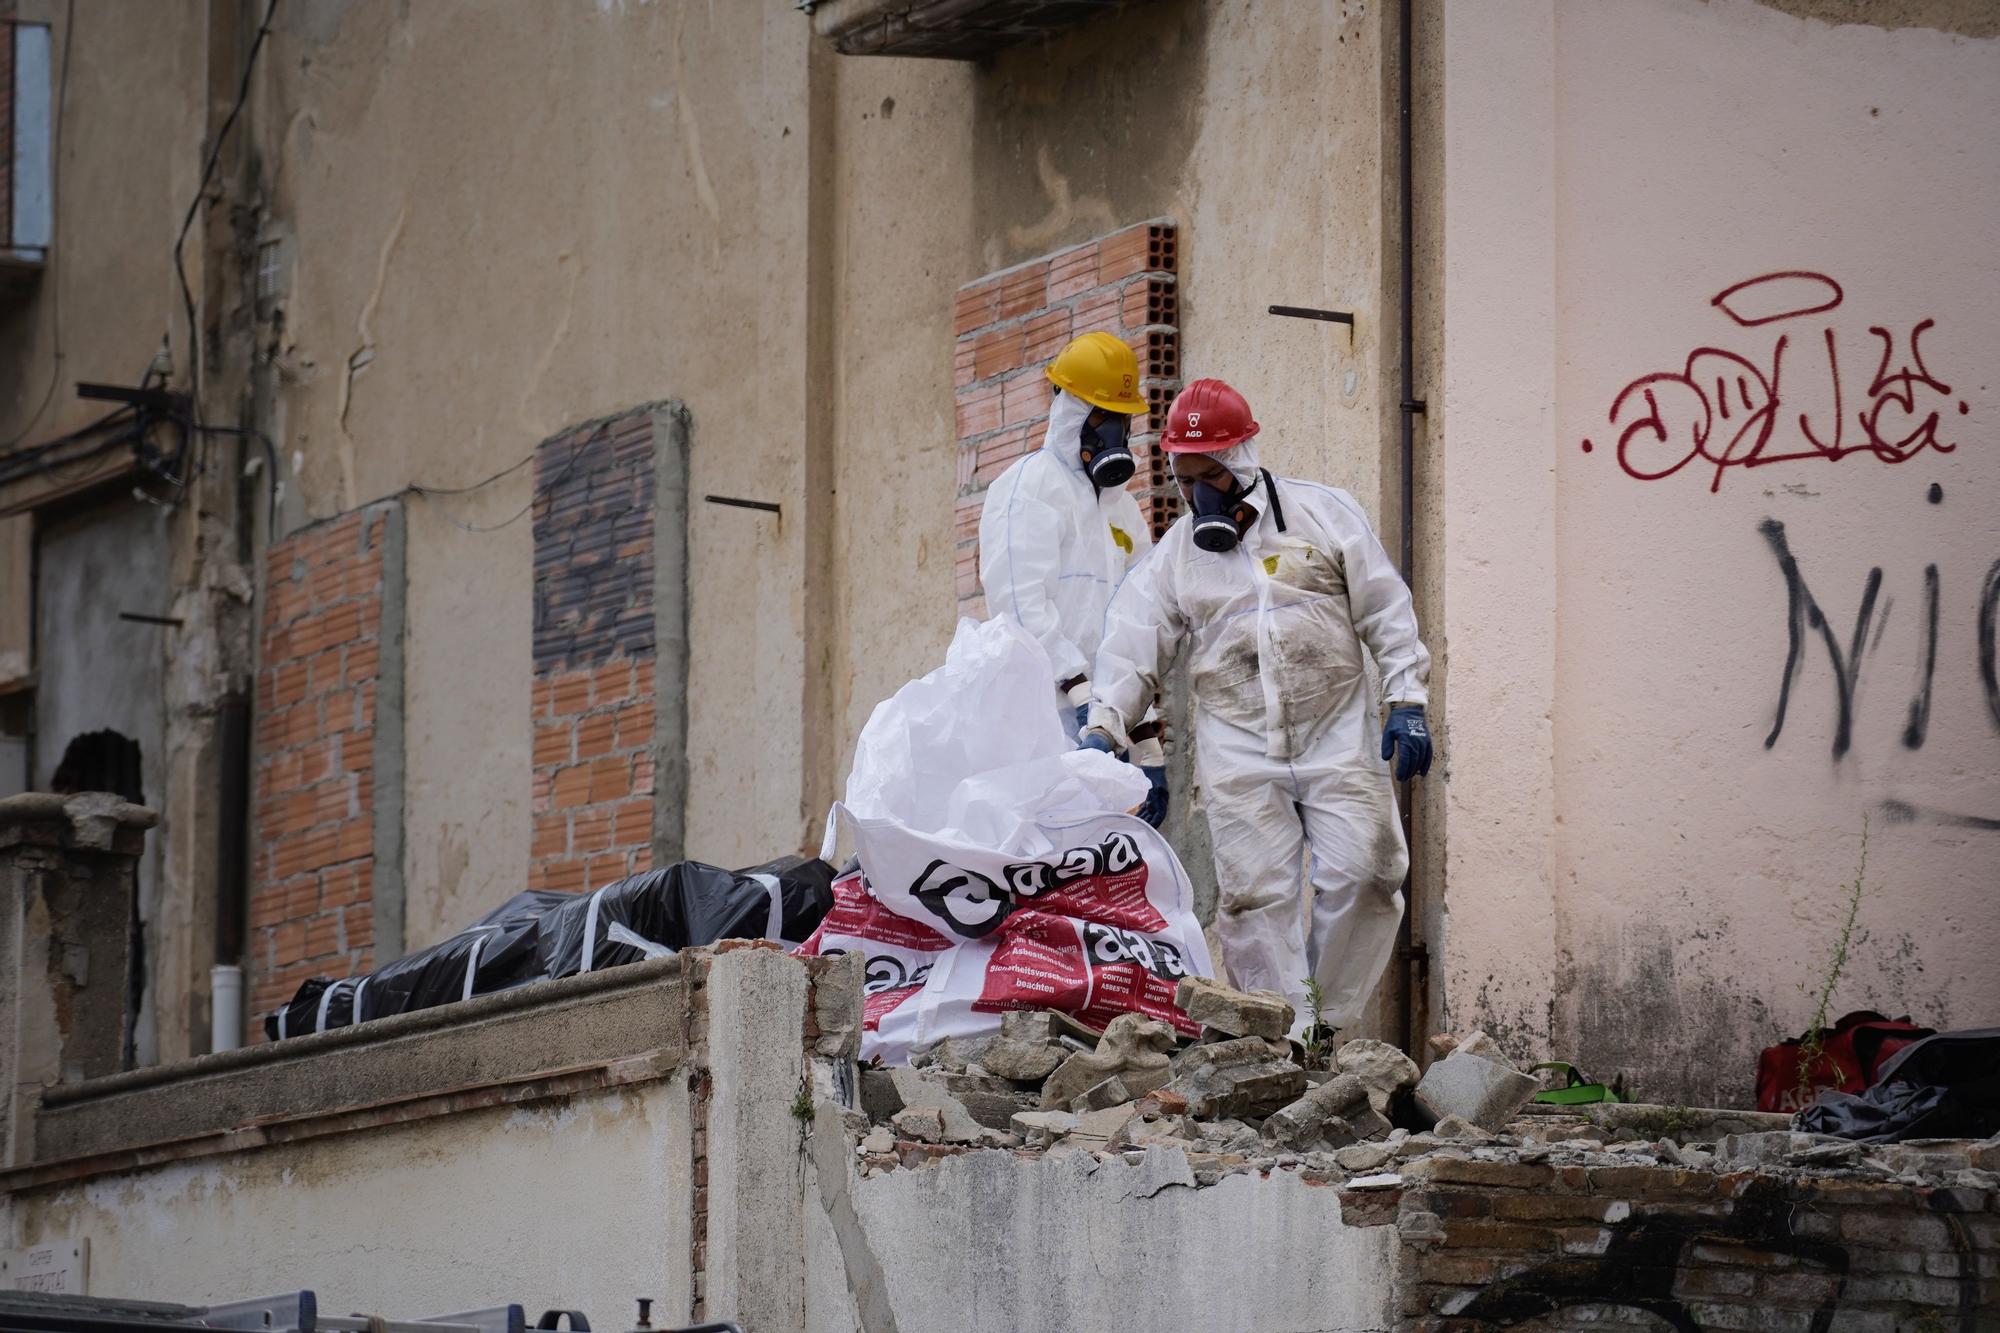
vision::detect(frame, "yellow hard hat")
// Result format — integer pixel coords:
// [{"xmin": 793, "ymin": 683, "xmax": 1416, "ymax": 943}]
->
[{"xmin": 1045, "ymin": 331, "xmax": 1147, "ymax": 415}]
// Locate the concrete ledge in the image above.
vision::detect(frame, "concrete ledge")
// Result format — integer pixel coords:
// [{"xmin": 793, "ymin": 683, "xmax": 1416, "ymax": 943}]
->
[
  {"xmin": 1516, "ymin": 1100, "xmax": 1793, "ymax": 1141},
  {"xmin": 0, "ymin": 791, "xmax": 157, "ymax": 854},
  {"xmin": 27, "ymin": 954, "xmax": 693, "ymax": 1170}
]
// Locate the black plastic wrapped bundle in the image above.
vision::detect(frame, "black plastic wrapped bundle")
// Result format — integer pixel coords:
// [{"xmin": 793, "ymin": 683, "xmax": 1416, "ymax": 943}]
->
[{"xmin": 263, "ymin": 856, "xmax": 835, "ymax": 1041}]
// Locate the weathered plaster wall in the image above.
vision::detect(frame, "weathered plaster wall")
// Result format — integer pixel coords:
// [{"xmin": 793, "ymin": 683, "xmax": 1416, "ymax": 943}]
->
[
  {"xmin": 821, "ymin": 49, "xmax": 974, "ymax": 812},
  {"xmin": 256, "ymin": 1, "xmax": 820, "ymax": 928},
  {"xmin": 957, "ymin": 0, "xmax": 1393, "ymax": 541},
  {"xmin": 0, "ymin": 0, "xmax": 203, "ymax": 449},
  {"xmin": 5, "ymin": 1081, "xmax": 692, "ymax": 1316},
  {"xmin": 0, "ymin": 1, "xmax": 220, "ymax": 1066},
  {"xmin": 803, "ymin": 1148, "xmax": 1397, "ymax": 1333},
  {"xmin": 1439, "ymin": 0, "xmax": 2000, "ymax": 1103}
]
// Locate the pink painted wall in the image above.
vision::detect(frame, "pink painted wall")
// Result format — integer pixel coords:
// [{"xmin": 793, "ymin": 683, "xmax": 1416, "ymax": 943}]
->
[{"xmin": 1441, "ymin": 0, "xmax": 1999, "ymax": 1105}]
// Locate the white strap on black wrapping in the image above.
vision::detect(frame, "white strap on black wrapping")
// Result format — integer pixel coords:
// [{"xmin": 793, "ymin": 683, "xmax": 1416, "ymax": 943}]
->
[
  {"xmin": 605, "ymin": 921, "xmax": 673, "ymax": 960},
  {"xmin": 751, "ymin": 872, "xmax": 785, "ymax": 942},
  {"xmin": 579, "ymin": 885, "xmax": 609, "ymax": 974},
  {"xmin": 352, "ymin": 975, "xmax": 370, "ymax": 1026},
  {"xmin": 315, "ymin": 977, "xmax": 351, "ymax": 1033},
  {"xmin": 462, "ymin": 933, "xmax": 486, "ymax": 1001}
]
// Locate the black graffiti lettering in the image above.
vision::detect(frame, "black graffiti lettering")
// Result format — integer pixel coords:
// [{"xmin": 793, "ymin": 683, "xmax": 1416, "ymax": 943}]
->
[
  {"xmin": 1984, "ymin": 559, "xmax": 2000, "ymax": 733},
  {"xmin": 1102, "ymin": 830, "xmax": 1142, "ymax": 874},
  {"xmin": 1457, "ymin": 1178, "xmax": 1849, "ymax": 1329},
  {"xmin": 1902, "ymin": 564, "xmax": 1938, "ymax": 749},
  {"xmin": 1760, "ymin": 518, "xmax": 1882, "ymax": 759}
]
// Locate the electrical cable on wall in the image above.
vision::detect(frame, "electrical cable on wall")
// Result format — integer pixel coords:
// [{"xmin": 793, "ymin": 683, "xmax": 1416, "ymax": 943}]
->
[
  {"xmin": 405, "ymin": 420, "xmax": 601, "ymax": 534},
  {"xmin": 169, "ymin": 0, "xmax": 281, "ymax": 480},
  {"xmin": 0, "ymin": 416, "xmax": 138, "ymax": 493}
]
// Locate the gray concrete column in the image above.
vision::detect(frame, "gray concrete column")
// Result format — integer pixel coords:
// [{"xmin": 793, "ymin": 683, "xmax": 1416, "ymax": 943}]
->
[
  {"xmin": 0, "ymin": 792, "xmax": 155, "ymax": 1168},
  {"xmin": 702, "ymin": 947, "xmax": 810, "ymax": 1332}
]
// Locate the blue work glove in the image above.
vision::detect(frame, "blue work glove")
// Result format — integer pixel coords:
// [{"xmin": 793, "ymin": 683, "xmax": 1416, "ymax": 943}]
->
[
  {"xmin": 1380, "ymin": 705, "xmax": 1433, "ymax": 781},
  {"xmin": 1079, "ymin": 731, "xmax": 1116, "ymax": 755},
  {"xmin": 1074, "ymin": 702, "xmax": 1091, "ymax": 734},
  {"xmin": 1139, "ymin": 765, "xmax": 1169, "ymax": 828}
]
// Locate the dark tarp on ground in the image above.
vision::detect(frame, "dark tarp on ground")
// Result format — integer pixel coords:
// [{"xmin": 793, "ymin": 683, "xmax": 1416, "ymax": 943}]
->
[
  {"xmin": 263, "ymin": 855, "xmax": 835, "ymax": 1040},
  {"xmin": 1795, "ymin": 1026, "xmax": 2000, "ymax": 1143}
]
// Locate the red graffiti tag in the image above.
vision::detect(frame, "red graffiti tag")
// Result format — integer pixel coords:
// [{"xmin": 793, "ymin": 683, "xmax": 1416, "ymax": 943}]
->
[{"xmin": 1585, "ymin": 272, "xmax": 1964, "ymax": 492}]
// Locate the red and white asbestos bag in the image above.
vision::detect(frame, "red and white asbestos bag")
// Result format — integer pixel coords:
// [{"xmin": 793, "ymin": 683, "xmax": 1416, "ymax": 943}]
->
[{"xmin": 799, "ymin": 616, "xmax": 1213, "ymax": 1064}]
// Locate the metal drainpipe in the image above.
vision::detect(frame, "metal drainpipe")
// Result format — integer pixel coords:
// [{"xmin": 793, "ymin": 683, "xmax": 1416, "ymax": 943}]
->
[
  {"xmin": 212, "ymin": 694, "xmax": 251, "ymax": 1051},
  {"xmin": 1394, "ymin": 0, "xmax": 1430, "ymax": 1056}
]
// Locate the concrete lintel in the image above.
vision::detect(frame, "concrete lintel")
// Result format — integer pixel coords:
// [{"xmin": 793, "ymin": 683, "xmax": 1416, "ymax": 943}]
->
[{"xmin": 29, "ymin": 954, "xmax": 691, "ymax": 1167}]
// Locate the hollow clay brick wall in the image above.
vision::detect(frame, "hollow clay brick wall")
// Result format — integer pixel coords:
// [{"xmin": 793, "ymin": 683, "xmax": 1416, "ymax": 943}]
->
[
  {"xmin": 529, "ymin": 411, "xmax": 658, "ymax": 894},
  {"xmin": 249, "ymin": 507, "xmax": 393, "ymax": 1017},
  {"xmin": 952, "ymin": 219, "xmax": 1182, "ymax": 620},
  {"xmin": 1338, "ymin": 1155, "xmax": 1999, "ymax": 1331}
]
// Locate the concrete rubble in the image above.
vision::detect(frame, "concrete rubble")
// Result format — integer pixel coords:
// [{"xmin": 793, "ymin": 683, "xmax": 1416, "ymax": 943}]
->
[
  {"xmin": 1173, "ymin": 976, "xmax": 1293, "ymax": 1039},
  {"xmin": 1411, "ymin": 1029, "xmax": 1540, "ymax": 1129},
  {"xmin": 847, "ymin": 998, "xmax": 2000, "ymax": 1222},
  {"xmin": 854, "ymin": 980, "xmax": 1433, "ymax": 1184},
  {"xmin": 1039, "ymin": 1012, "xmax": 1178, "ymax": 1110}
]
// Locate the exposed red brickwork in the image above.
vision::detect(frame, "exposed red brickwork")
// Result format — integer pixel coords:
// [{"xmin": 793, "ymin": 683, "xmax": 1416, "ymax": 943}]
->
[
  {"xmin": 953, "ymin": 219, "xmax": 1182, "ymax": 618},
  {"xmin": 688, "ymin": 1066, "xmax": 711, "ymax": 1322},
  {"xmin": 530, "ymin": 659, "xmax": 656, "ymax": 892},
  {"xmin": 249, "ymin": 508, "xmax": 389, "ymax": 1017},
  {"xmin": 530, "ymin": 411, "xmax": 658, "ymax": 893},
  {"xmin": 1350, "ymin": 1154, "xmax": 2000, "ymax": 1331}
]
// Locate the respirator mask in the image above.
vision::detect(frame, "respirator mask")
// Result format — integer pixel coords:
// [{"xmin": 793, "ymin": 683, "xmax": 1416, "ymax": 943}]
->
[
  {"xmin": 1187, "ymin": 475, "xmax": 1260, "ymax": 552},
  {"xmin": 1079, "ymin": 411, "xmax": 1136, "ymax": 491}
]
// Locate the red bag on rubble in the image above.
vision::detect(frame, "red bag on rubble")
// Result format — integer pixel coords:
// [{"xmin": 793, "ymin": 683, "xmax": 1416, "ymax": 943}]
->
[{"xmin": 1755, "ymin": 1010, "xmax": 1933, "ymax": 1113}]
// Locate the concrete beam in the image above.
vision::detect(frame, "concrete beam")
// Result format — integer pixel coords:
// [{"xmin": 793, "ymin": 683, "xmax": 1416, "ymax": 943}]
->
[
  {"xmin": 650, "ymin": 403, "xmax": 691, "ymax": 866},
  {"xmin": 369, "ymin": 497, "xmax": 408, "ymax": 962},
  {"xmin": 702, "ymin": 947, "xmax": 810, "ymax": 1330},
  {"xmin": 28, "ymin": 953, "xmax": 691, "ymax": 1168}
]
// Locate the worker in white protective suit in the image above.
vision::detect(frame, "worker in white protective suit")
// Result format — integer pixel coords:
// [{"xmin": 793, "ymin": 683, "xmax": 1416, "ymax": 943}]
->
[
  {"xmin": 1081, "ymin": 378, "xmax": 1435, "ymax": 1037},
  {"xmin": 979, "ymin": 330, "xmax": 1169, "ymax": 826}
]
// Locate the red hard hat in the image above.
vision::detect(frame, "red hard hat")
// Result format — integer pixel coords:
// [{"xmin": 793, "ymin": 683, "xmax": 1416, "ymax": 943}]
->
[{"xmin": 1162, "ymin": 378, "xmax": 1258, "ymax": 453}]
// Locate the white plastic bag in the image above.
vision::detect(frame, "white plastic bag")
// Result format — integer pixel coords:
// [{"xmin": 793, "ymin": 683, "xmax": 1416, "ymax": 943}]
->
[{"xmin": 805, "ymin": 616, "xmax": 1213, "ymax": 1063}]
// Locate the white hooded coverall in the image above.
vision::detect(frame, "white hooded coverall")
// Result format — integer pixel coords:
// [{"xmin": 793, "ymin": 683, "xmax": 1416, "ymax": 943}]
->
[
  {"xmin": 978, "ymin": 388, "xmax": 1152, "ymax": 722},
  {"xmin": 1087, "ymin": 439, "xmax": 1430, "ymax": 1034}
]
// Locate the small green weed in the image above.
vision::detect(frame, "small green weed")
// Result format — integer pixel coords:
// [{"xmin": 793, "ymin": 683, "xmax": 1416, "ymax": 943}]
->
[
  {"xmin": 1299, "ymin": 976, "xmax": 1336, "ymax": 1069},
  {"xmin": 1793, "ymin": 815, "xmax": 1870, "ymax": 1105}
]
